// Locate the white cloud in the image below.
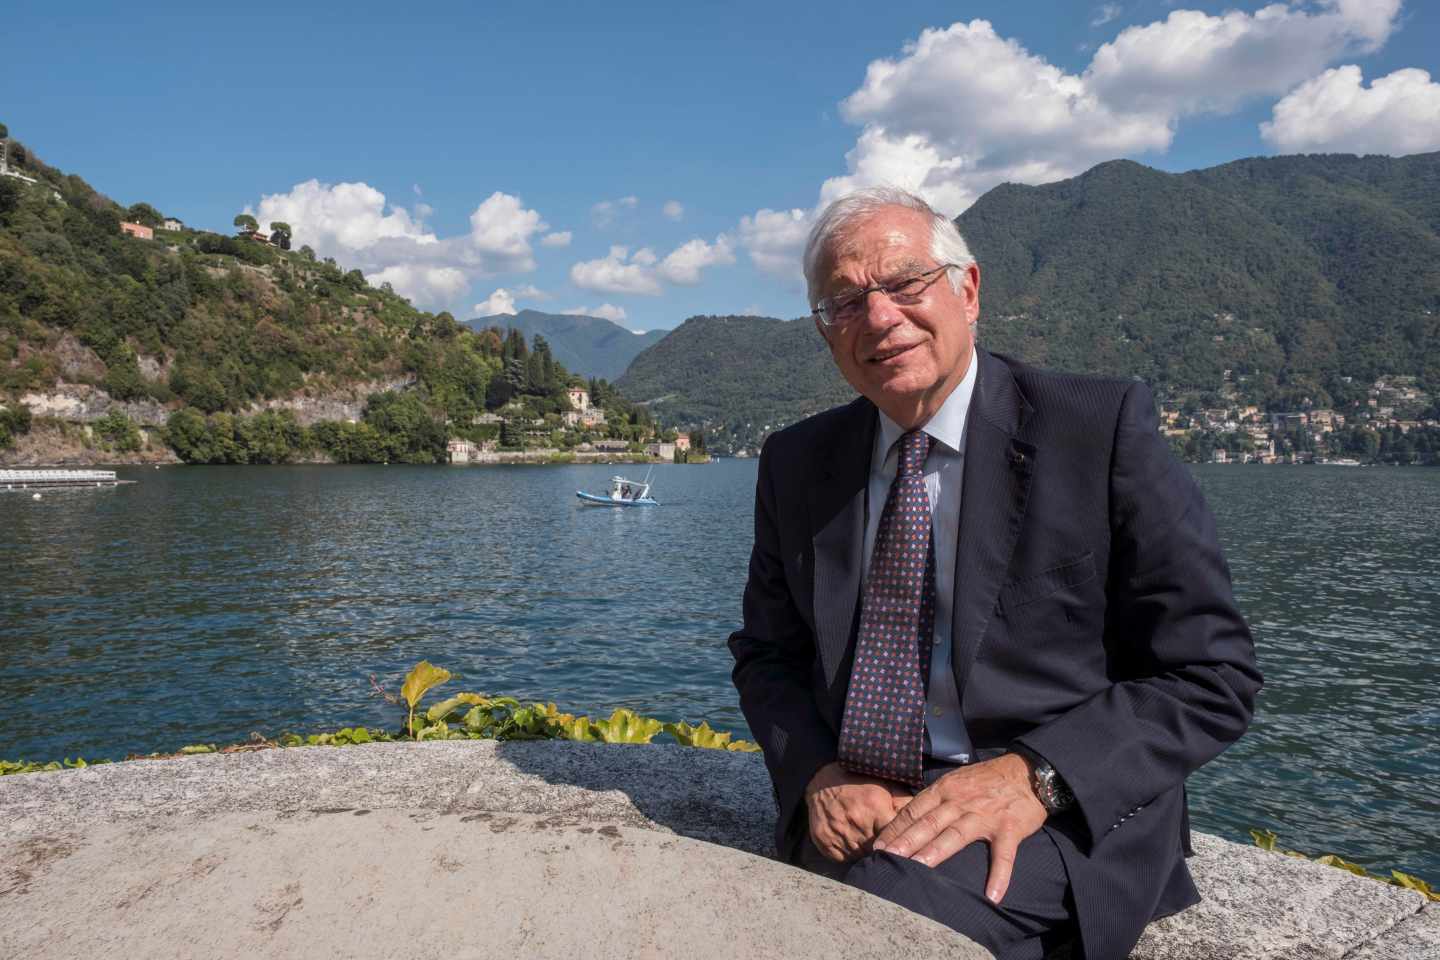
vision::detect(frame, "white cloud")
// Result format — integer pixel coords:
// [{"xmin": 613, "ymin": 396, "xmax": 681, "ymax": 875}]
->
[
  {"xmin": 252, "ymin": 181, "xmax": 550, "ymax": 309},
  {"xmin": 1091, "ymin": 4, "xmax": 1121, "ymax": 28},
  {"xmin": 366, "ymin": 265, "xmax": 469, "ymax": 305},
  {"xmin": 256, "ymin": 179, "xmax": 437, "ymax": 253},
  {"xmin": 570, "ymin": 236, "xmax": 736, "ymax": 294},
  {"xmin": 737, "ymin": 208, "xmax": 813, "ymax": 280},
  {"xmin": 1087, "ymin": 1, "xmax": 1402, "ymax": 114},
  {"xmin": 591, "ymin": 195, "xmax": 639, "ymax": 228},
  {"xmin": 570, "ymin": 246, "xmax": 664, "ymax": 296},
  {"xmin": 541, "ymin": 231, "xmax": 572, "ymax": 247},
  {"xmin": 467, "ymin": 191, "xmax": 547, "ymax": 267},
  {"xmin": 562, "ymin": 304, "xmax": 629, "ymax": 324},
  {"xmin": 474, "ymin": 288, "xmax": 518, "ymax": 316},
  {"xmin": 1261, "ymin": 65, "xmax": 1440, "ymax": 154},
  {"xmin": 662, "ymin": 200, "xmax": 685, "ymax": 221},
  {"xmin": 658, "ymin": 235, "xmax": 736, "ymax": 285},
  {"xmin": 734, "ymin": 2, "xmax": 1408, "ymax": 278},
  {"xmin": 512, "ymin": 283, "xmax": 551, "ymax": 301}
]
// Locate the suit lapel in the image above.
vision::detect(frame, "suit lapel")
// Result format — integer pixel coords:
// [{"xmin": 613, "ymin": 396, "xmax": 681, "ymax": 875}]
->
[
  {"xmin": 952, "ymin": 350, "xmax": 1036, "ymax": 692},
  {"xmin": 810, "ymin": 397, "xmax": 876, "ymax": 694}
]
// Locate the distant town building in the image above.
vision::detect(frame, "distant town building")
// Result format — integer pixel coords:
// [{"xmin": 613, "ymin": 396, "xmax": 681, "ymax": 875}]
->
[
  {"xmin": 646, "ymin": 441, "xmax": 676, "ymax": 461},
  {"xmin": 162, "ymin": 218, "xmax": 185, "ymax": 231},
  {"xmin": 593, "ymin": 439, "xmax": 630, "ymax": 453},
  {"xmin": 674, "ymin": 433, "xmax": 691, "ymax": 452},
  {"xmin": 120, "ymin": 221, "xmax": 154, "ymax": 241},
  {"xmin": 567, "ymin": 388, "xmax": 590, "ymax": 412},
  {"xmin": 447, "ymin": 439, "xmax": 478, "ymax": 464}
]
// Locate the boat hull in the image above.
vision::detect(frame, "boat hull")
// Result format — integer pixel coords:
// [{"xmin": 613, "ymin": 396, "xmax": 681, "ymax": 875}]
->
[{"xmin": 576, "ymin": 491, "xmax": 658, "ymax": 507}]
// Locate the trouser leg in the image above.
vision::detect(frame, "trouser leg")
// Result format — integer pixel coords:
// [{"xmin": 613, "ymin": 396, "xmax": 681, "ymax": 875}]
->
[{"xmin": 805, "ymin": 831, "xmax": 1076, "ymax": 960}]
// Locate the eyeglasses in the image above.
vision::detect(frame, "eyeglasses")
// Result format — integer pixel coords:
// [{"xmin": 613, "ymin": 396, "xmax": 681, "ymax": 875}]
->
[{"xmin": 812, "ymin": 263, "xmax": 958, "ymax": 329}]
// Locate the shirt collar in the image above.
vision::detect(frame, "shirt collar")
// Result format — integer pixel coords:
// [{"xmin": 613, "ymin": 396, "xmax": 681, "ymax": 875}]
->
[{"xmin": 876, "ymin": 345, "xmax": 978, "ymax": 459}]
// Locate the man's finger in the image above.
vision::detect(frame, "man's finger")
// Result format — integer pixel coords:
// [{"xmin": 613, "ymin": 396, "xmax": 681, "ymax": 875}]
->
[
  {"xmin": 908, "ymin": 813, "xmax": 985, "ymax": 868},
  {"xmin": 874, "ymin": 797, "xmax": 958, "ymax": 858},
  {"xmin": 985, "ymin": 832, "xmax": 1021, "ymax": 904},
  {"xmin": 873, "ymin": 788, "xmax": 942, "ymax": 853}
]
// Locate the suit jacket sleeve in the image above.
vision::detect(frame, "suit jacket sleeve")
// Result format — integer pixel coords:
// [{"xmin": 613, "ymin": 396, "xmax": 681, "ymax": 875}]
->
[
  {"xmin": 1015, "ymin": 381, "xmax": 1263, "ymax": 851},
  {"xmin": 728, "ymin": 437, "xmax": 837, "ymax": 854}
]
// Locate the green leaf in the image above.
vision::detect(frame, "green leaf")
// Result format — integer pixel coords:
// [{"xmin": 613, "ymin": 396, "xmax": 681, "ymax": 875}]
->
[
  {"xmin": 1391, "ymin": 872, "xmax": 1440, "ymax": 901},
  {"xmin": 666, "ymin": 720, "xmax": 733, "ymax": 750},
  {"xmin": 726, "ymin": 739, "xmax": 763, "ymax": 753},
  {"xmin": 427, "ymin": 692, "xmax": 490, "ymax": 722},
  {"xmin": 595, "ymin": 708, "xmax": 663, "ymax": 744},
  {"xmin": 1315, "ymin": 855, "xmax": 1369, "ymax": 877},
  {"xmin": 416, "ymin": 720, "xmax": 450, "ymax": 741},
  {"xmin": 401, "ymin": 661, "xmax": 452, "ymax": 710},
  {"xmin": 1249, "ymin": 828, "xmax": 1279, "ymax": 852}
]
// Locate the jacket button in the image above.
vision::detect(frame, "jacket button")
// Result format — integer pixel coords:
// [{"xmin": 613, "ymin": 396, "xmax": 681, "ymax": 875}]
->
[{"xmin": 1009, "ymin": 449, "xmax": 1025, "ymax": 466}]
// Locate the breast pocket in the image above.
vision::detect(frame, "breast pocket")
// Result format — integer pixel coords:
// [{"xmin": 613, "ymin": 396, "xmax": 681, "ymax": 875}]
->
[{"xmin": 997, "ymin": 551, "xmax": 1097, "ymax": 618}]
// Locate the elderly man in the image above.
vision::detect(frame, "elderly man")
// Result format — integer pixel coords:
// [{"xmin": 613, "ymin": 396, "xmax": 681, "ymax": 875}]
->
[{"xmin": 728, "ymin": 187, "xmax": 1261, "ymax": 960}]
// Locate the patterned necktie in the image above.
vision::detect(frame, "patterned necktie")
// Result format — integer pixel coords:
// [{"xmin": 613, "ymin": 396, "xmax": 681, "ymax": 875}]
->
[{"xmin": 838, "ymin": 429, "xmax": 936, "ymax": 787}]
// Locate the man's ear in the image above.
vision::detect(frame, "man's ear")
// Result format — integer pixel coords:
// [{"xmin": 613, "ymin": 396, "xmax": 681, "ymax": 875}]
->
[{"xmin": 962, "ymin": 264, "xmax": 981, "ymax": 324}]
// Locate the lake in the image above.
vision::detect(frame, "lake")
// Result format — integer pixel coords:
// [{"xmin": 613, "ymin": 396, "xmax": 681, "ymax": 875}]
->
[{"xmin": 2, "ymin": 460, "xmax": 1437, "ymax": 879}]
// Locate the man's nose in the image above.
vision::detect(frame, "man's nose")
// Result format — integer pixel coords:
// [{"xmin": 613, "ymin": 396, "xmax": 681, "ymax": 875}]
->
[{"xmin": 856, "ymin": 288, "xmax": 905, "ymax": 331}]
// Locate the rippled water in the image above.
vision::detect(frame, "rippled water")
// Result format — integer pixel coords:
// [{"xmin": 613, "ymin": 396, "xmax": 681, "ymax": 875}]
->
[{"xmin": 2, "ymin": 461, "xmax": 1436, "ymax": 878}]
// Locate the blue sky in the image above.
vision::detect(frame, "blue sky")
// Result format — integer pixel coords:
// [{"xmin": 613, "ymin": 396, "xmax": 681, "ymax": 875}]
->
[{"xmin": 4, "ymin": 1, "xmax": 1437, "ymax": 332}]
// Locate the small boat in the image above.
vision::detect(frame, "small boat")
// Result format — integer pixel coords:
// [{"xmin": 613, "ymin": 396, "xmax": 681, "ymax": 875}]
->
[{"xmin": 577, "ymin": 473, "xmax": 658, "ymax": 507}]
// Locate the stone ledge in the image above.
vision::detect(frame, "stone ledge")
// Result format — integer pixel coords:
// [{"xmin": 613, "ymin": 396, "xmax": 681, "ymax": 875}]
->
[{"xmin": 0, "ymin": 740, "xmax": 1430, "ymax": 959}]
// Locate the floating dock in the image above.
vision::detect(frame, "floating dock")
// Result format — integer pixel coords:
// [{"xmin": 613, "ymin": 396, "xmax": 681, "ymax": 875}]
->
[{"xmin": 1, "ymin": 469, "xmax": 132, "ymax": 490}]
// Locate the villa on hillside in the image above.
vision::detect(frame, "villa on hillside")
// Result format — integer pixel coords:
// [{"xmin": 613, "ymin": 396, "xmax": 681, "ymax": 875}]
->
[
  {"xmin": 674, "ymin": 433, "xmax": 690, "ymax": 452},
  {"xmin": 120, "ymin": 221, "xmax": 154, "ymax": 240},
  {"xmin": 163, "ymin": 218, "xmax": 185, "ymax": 231}
]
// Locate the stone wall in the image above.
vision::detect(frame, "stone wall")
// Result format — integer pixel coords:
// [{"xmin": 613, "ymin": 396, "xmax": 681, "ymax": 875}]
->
[{"xmin": 0, "ymin": 741, "xmax": 1432, "ymax": 958}]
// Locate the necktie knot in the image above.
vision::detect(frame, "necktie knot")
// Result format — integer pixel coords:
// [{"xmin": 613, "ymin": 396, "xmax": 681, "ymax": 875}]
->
[{"xmin": 897, "ymin": 430, "xmax": 932, "ymax": 478}]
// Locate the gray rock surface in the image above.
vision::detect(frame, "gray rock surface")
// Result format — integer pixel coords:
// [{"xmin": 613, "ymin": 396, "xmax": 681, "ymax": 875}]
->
[{"xmin": 0, "ymin": 741, "xmax": 1432, "ymax": 959}]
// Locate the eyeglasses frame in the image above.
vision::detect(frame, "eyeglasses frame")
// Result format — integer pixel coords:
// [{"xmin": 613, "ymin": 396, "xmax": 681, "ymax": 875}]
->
[{"xmin": 811, "ymin": 262, "xmax": 962, "ymax": 329}]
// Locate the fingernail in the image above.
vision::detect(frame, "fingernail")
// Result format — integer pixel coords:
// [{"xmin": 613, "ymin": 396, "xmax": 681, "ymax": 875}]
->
[
  {"xmin": 873, "ymin": 841, "xmax": 888, "ymax": 853},
  {"xmin": 986, "ymin": 888, "xmax": 1000, "ymax": 904}
]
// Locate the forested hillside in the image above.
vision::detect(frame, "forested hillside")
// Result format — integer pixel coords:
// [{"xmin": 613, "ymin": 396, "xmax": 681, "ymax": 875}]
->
[
  {"xmin": 963, "ymin": 153, "xmax": 1440, "ymax": 409},
  {"xmin": 620, "ymin": 154, "xmax": 1440, "ymax": 452},
  {"xmin": 467, "ymin": 310, "xmax": 666, "ymax": 381},
  {"xmin": 616, "ymin": 314, "xmax": 850, "ymax": 451},
  {"xmin": 0, "ymin": 128, "xmax": 650, "ymax": 463}
]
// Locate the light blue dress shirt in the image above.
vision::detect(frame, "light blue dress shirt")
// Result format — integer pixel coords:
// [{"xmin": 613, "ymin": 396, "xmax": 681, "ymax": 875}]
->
[{"xmin": 862, "ymin": 346, "xmax": 978, "ymax": 763}]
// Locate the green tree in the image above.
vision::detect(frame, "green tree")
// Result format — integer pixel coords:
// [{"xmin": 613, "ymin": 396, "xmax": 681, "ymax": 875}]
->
[
  {"xmin": 233, "ymin": 213, "xmax": 258, "ymax": 233},
  {"xmin": 126, "ymin": 203, "xmax": 163, "ymax": 227},
  {"xmin": 268, "ymin": 221, "xmax": 292, "ymax": 250},
  {"xmin": 362, "ymin": 390, "xmax": 445, "ymax": 463},
  {"xmin": 164, "ymin": 408, "xmax": 211, "ymax": 462},
  {"xmin": 92, "ymin": 411, "xmax": 141, "ymax": 452},
  {"xmin": 0, "ymin": 402, "xmax": 33, "ymax": 449}
]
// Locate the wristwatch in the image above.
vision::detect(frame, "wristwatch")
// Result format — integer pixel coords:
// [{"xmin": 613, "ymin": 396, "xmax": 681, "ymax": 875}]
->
[{"xmin": 1015, "ymin": 749, "xmax": 1075, "ymax": 814}]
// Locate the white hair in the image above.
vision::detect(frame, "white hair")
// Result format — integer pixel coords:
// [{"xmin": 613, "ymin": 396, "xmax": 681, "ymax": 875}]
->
[{"xmin": 802, "ymin": 187, "xmax": 975, "ymax": 308}]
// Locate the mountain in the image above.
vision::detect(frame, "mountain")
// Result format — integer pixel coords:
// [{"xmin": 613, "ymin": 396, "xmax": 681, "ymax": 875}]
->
[
  {"xmin": 620, "ymin": 153, "xmax": 1440, "ymax": 450},
  {"xmin": 616, "ymin": 314, "xmax": 850, "ymax": 452},
  {"xmin": 467, "ymin": 309, "xmax": 666, "ymax": 381},
  {"xmin": 963, "ymin": 153, "xmax": 1440, "ymax": 404},
  {"xmin": 0, "ymin": 130, "xmax": 615, "ymax": 465}
]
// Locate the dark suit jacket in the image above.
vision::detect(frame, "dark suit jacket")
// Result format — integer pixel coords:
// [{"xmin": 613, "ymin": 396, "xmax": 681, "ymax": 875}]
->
[{"xmin": 729, "ymin": 348, "xmax": 1262, "ymax": 960}]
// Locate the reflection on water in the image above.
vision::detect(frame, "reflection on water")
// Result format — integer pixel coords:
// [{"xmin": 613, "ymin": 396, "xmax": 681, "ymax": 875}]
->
[{"xmin": 2, "ymin": 461, "xmax": 1437, "ymax": 878}]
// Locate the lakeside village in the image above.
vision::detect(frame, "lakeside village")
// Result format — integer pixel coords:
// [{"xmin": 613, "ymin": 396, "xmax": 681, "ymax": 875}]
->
[
  {"xmin": 1160, "ymin": 371, "xmax": 1438, "ymax": 465},
  {"xmin": 442, "ymin": 385, "xmax": 704, "ymax": 466}
]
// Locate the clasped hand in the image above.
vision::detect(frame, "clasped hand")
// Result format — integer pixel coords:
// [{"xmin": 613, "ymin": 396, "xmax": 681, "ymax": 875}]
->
[{"xmin": 805, "ymin": 753, "xmax": 1047, "ymax": 904}]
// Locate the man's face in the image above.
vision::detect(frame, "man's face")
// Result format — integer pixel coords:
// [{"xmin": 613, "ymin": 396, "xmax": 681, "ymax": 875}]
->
[{"xmin": 813, "ymin": 207, "xmax": 980, "ymax": 426}]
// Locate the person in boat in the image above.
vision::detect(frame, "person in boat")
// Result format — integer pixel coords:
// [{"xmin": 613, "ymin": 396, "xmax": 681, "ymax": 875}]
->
[{"xmin": 727, "ymin": 187, "xmax": 1260, "ymax": 960}]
